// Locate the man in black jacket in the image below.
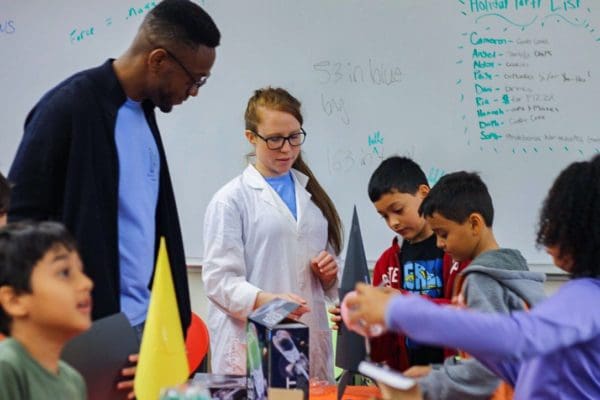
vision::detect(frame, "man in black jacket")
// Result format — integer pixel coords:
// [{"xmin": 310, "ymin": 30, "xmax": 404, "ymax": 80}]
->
[{"xmin": 8, "ymin": 0, "xmax": 220, "ymax": 337}]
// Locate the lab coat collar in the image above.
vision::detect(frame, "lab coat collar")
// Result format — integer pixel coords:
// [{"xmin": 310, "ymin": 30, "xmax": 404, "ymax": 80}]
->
[
  {"xmin": 243, "ymin": 164, "xmax": 311, "ymax": 225},
  {"xmin": 243, "ymin": 164, "xmax": 309, "ymax": 189},
  {"xmin": 290, "ymin": 169, "xmax": 311, "ymax": 225}
]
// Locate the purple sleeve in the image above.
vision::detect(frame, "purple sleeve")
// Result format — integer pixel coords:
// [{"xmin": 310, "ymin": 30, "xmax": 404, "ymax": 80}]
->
[
  {"xmin": 384, "ymin": 279, "xmax": 600, "ymax": 360},
  {"xmin": 385, "ymin": 294, "xmax": 518, "ymax": 359}
]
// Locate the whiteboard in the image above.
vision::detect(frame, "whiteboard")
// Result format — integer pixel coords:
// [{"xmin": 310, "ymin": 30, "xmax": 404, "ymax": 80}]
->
[{"xmin": 2, "ymin": 1, "xmax": 599, "ymax": 273}]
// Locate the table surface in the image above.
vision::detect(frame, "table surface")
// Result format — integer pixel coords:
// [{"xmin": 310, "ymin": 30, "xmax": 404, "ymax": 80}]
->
[{"xmin": 310, "ymin": 385, "xmax": 381, "ymax": 400}]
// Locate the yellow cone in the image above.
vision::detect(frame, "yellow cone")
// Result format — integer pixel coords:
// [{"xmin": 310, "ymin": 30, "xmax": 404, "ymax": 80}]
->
[{"xmin": 134, "ymin": 237, "xmax": 189, "ymax": 399}]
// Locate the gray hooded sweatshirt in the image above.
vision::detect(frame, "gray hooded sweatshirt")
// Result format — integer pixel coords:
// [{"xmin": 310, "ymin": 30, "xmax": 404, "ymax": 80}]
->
[{"xmin": 419, "ymin": 248, "xmax": 547, "ymax": 400}]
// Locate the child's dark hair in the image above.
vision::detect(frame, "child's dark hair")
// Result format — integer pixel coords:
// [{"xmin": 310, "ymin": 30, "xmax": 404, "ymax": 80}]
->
[
  {"xmin": 536, "ymin": 155, "xmax": 600, "ymax": 278},
  {"xmin": 368, "ymin": 156, "xmax": 428, "ymax": 202},
  {"xmin": 0, "ymin": 221, "xmax": 77, "ymax": 335},
  {"xmin": 419, "ymin": 171, "xmax": 494, "ymax": 226},
  {"xmin": 0, "ymin": 172, "xmax": 10, "ymax": 215}
]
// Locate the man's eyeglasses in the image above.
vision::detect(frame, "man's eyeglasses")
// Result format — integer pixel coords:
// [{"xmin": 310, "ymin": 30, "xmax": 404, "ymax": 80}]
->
[
  {"xmin": 162, "ymin": 47, "xmax": 209, "ymax": 91},
  {"xmin": 252, "ymin": 129, "xmax": 307, "ymax": 150}
]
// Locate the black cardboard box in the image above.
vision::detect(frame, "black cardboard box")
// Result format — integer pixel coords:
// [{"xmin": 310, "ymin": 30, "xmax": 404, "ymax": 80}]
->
[{"xmin": 246, "ymin": 298, "xmax": 309, "ymax": 400}]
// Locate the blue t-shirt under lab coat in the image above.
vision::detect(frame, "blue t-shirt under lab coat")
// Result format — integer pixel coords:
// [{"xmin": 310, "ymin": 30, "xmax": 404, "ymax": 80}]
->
[{"xmin": 265, "ymin": 171, "xmax": 297, "ymax": 220}]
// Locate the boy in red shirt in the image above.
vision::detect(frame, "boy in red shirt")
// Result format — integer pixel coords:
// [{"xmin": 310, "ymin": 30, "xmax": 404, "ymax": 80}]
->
[{"xmin": 332, "ymin": 156, "xmax": 468, "ymax": 371}]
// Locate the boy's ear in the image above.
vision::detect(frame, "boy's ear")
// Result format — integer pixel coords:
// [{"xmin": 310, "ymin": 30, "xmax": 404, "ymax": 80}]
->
[
  {"xmin": 0, "ymin": 286, "xmax": 29, "ymax": 319},
  {"xmin": 416, "ymin": 184, "xmax": 430, "ymax": 199},
  {"xmin": 468, "ymin": 213, "xmax": 485, "ymax": 235}
]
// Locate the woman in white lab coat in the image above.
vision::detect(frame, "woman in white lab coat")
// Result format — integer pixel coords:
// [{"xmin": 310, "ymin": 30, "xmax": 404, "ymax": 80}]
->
[{"xmin": 202, "ymin": 87, "xmax": 343, "ymax": 382}]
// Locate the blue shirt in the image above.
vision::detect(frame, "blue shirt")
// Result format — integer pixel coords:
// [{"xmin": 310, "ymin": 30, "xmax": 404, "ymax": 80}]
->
[
  {"xmin": 398, "ymin": 234, "xmax": 444, "ymax": 362},
  {"xmin": 115, "ymin": 98, "xmax": 159, "ymax": 325},
  {"xmin": 399, "ymin": 235, "xmax": 444, "ymax": 298},
  {"xmin": 265, "ymin": 172, "xmax": 297, "ymax": 220}
]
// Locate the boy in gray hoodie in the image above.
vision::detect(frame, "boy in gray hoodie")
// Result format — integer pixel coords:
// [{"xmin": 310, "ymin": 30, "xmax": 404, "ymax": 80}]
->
[{"xmin": 404, "ymin": 171, "xmax": 547, "ymax": 400}]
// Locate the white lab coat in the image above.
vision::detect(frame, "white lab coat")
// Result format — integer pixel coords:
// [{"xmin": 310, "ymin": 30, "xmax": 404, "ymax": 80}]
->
[{"xmin": 202, "ymin": 164, "xmax": 338, "ymax": 381}]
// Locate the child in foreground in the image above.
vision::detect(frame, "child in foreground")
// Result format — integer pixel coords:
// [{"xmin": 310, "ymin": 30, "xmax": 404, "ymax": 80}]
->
[
  {"xmin": 406, "ymin": 170, "xmax": 545, "ymax": 399},
  {"xmin": 346, "ymin": 155, "xmax": 600, "ymax": 399},
  {"xmin": 0, "ymin": 221, "xmax": 92, "ymax": 399}
]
